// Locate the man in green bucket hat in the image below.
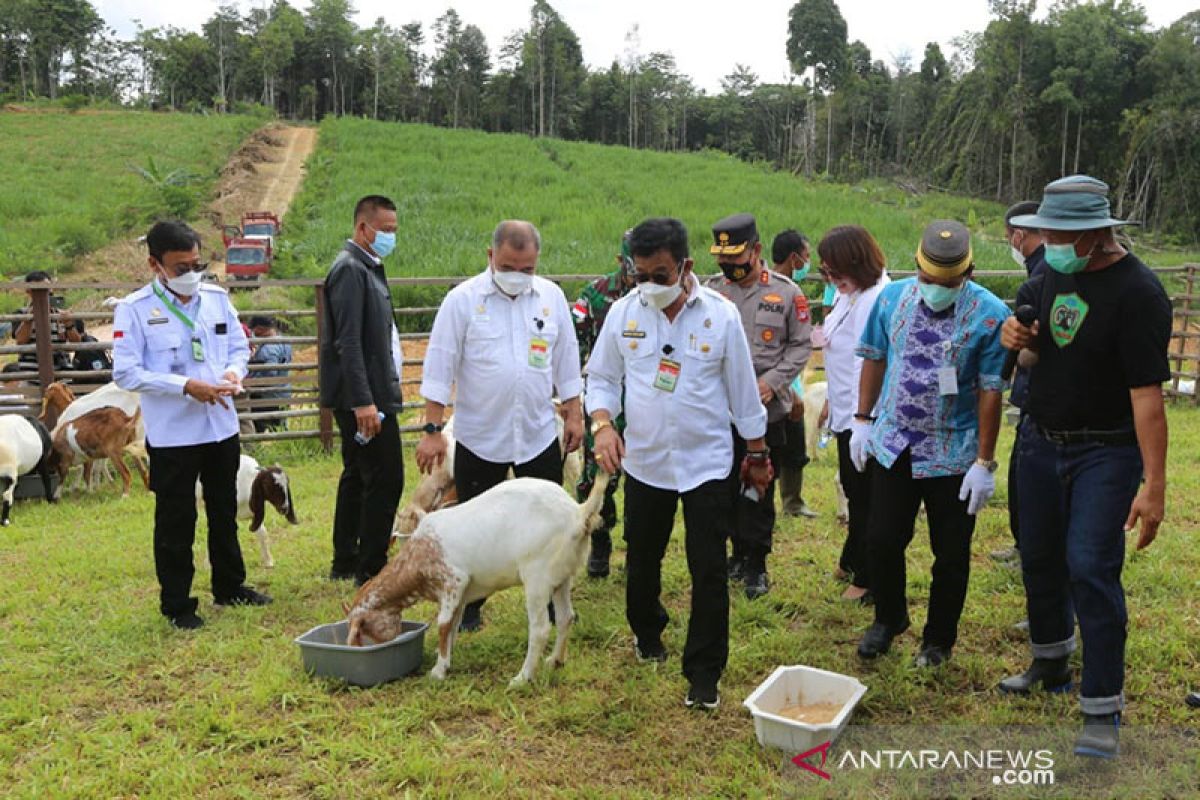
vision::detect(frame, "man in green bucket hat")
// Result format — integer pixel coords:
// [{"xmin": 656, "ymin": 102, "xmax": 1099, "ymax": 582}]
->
[{"xmin": 999, "ymin": 175, "xmax": 1172, "ymax": 759}]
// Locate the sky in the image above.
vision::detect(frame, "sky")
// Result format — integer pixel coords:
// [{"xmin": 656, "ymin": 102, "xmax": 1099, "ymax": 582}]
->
[{"xmin": 94, "ymin": 0, "xmax": 1199, "ymax": 93}]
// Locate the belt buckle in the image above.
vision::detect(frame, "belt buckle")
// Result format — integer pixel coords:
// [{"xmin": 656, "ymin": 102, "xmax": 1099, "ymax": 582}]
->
[{"xmin": 1042, "ymin": 426, "xmax": 1069, "ymax": 445}]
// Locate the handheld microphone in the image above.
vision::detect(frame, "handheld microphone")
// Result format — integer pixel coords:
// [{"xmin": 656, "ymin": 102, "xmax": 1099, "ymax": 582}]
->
[{"xmin": 1001, "ymin": 304, "xmax": 1037, "ymax": 381}]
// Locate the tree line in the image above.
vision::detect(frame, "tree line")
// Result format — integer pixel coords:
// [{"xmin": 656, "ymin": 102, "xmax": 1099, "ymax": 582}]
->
[{"xmin": 2, "ymin": 0, "xmax": 1197, "ymax": 239}]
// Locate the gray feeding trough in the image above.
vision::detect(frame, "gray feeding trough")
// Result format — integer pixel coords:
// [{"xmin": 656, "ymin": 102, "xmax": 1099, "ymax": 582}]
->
[{"xmin": 295, "ymin": 620, "xmax": 428, "ymax": 687}]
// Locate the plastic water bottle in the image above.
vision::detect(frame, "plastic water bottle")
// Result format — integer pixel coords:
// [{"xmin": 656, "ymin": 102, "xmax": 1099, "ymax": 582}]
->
[
  {"xmin": 818, "ymin": 428, "xmax": 833, "ymax": 450},
  {"xmin": 354, "ymin": 412, "xmax": 386, "ymax": 446}
]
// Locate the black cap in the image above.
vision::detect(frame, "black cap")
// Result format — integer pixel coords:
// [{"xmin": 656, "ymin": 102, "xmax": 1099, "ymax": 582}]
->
[
  {"xmin": 916, "ymin": 220, "xmax": 973, "ymax": 279},
  {"xmin": 248, "ymin": 315, "xmax": 277, "ymax": 329},
  {"xmin": 710, "ymin": 213, "xmax": 758, "ymax": 256},
  {"xmin": 1005, "ymin": 201, "xmax": 1041, "ymax": 228}
]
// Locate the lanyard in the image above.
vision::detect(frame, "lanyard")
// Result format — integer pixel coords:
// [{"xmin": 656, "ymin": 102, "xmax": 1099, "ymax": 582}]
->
[{"xmin": 152, "ymin": 281, "xmax": 198, "ymax": 331}]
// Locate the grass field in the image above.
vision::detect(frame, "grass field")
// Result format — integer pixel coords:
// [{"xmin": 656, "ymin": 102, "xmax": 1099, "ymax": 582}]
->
[
  {"xmin": 2, "ymin": 410, "xmax": 1198, "ymax": 798},
  {"xmin": 0, "ymin": 111, "xmax": 261, "ymax": 283}
]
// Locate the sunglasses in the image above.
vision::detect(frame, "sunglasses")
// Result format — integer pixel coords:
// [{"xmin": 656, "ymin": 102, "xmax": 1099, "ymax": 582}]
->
[
  {"xmin": 160, "ymin": 260, "xmax": 209, "ymax": 277},
  {"xmin": 632, "ymin": 267, "xmax": 682, "ymax": 286}
]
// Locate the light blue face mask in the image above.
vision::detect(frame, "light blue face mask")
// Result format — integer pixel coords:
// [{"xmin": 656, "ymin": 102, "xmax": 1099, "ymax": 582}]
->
[
  {"xmin": 822, "ymin": 282, "xmax": 837, "ymax": 306},
  {"xmin": 371, "ymin": 230, "xmax": 396, "ymax": 258},
  {"xmin": 918, "ymin": 280, "xmax": 963, "ymax": 312},
  {"xmin": 792, "ymin": 262, "xmax": 811, "ymax": 282},
  {"xmin": 1044, "ymin": 237, "xmax": 1089, "ymax": 274}
]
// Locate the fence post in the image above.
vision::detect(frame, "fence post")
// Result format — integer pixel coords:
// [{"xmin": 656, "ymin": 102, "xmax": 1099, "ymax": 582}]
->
[
  {"xmin": 314, "ymin": 283, "xmax": 334, "ymax": 454},
  {"xmin": 1186, "ymin": 265, "xmax": 1198, "ymax": 406},
  {"xmin": 29, "ymin": 286, "xmax": 56, "ymax": 392}
]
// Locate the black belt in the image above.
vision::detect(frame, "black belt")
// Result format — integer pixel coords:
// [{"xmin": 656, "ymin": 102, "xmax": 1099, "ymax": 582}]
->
[{"xmin": 1033, "ymin": 424, "xmax": 1137, "ymax": 446}]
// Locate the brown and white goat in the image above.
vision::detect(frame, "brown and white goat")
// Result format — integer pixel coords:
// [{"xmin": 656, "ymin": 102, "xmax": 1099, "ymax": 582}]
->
[
  {"xmin": 349, "ymin": 470, "xmax": 611, "ymax": 687},
  {"xmin": 196, "ymin": 454, "xmax": 297, "ymax": 567},
  {"xmin": 50, "ymin": 406, "xmax": 147, "ymax": 498}
]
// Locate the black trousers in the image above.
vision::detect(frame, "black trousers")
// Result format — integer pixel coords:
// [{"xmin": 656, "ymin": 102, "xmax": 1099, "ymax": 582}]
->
[
  {"xmin": 730, "ymin": 419, "xmax": 787, "ymax": 560},
  {"xmin": 868, "ymin": 449, "xmax": 976, "ymax": 649},
  {"xmin": 332, "ymin": 410, "xmax": 404, "ymax": 582},
  {"xmin": 147, "ymin": 434, "xmax": 245, "ymax": 617},
  {"xmin": 456, "ymin": 438, "xmax": 562, "ymax": 616},
  {"xmin": 836, "ymin": 429, "xmax": 873, "ymax": 590},
  {"xmin": 625, "ymin": 471, "xmax": 735, "ymax": 690},
  {"xmin": 1006, "ymin": 415, "xmax": 1025, "ymax": 548}
]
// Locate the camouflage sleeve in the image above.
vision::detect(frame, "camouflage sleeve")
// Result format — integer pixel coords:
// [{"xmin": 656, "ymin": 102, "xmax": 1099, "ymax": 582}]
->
[{"xmin": 572, "ymin": 293, "xmax": 595, "ymax": 366}]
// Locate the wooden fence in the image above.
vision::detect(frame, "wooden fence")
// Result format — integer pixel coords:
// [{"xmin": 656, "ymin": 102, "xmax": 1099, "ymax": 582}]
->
[{"xmin": 3, "ymin": 265, "xmax": 1198, "ymax": 452}]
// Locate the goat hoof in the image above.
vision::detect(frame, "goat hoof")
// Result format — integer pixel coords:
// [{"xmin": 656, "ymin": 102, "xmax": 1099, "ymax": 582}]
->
[
  {"xmin": 544, "ymin": 655, "xmax": 564, "ymax": 669},
  {"xmin": 429, "ymin": 667, "xmax": 447, "ymax": 681},
  {"xmin": 508, "ymin": 675, "xmax": 530, "ymax": 689}
]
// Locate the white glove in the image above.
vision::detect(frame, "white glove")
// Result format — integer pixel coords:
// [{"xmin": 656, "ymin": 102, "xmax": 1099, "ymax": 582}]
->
[
  {"xmin": 958, "ymin": 463, "xmax": 996, "ymax": 515},
  {"xmin": 848, "ymin": 419, "xmax": 872, "ymax": 473}
]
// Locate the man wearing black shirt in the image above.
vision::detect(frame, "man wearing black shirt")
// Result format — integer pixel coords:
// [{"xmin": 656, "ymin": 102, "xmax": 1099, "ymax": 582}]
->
[{"xmin": 999, "ymin": 175, "xmax": 1170, "ymax": 760}]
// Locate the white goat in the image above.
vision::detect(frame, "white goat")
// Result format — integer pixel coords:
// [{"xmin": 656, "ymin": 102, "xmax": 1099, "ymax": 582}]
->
[
  {"xmin": 0, "ymin": 415, "xmax": 56, "ymax": 525},
  {"xmin": 196, "ymin": 454, "xmax": 297, "ymax": 567},
  {"xmin": 349, "ymin": 471, "xmax": 611, "ymax": 687}
]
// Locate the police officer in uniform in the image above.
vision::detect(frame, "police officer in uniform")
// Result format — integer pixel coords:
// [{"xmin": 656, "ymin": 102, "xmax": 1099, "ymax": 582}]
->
[
  {"xmin": 705, "ymin": 213, "xmax": 812, "ymax": 598},
  {"xmin": 113, "ymin": 220, "xmax": 272, "ymax": 630}
]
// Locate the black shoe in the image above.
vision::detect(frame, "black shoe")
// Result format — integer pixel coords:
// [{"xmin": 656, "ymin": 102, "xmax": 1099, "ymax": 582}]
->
[
  {"xmin": 1074, "ymin": 712, "xmax": 1120, "ymax": 759},
  {"xmin": 685, "ymin": 682, "xmax": 720, "ymax": 711},
  {"xmin": 727, "ymin": 556, "xmax": 746, "ymax": 583},
  {"xmin": 215, "ymin": 587, "xmax": 273, "ymax": 607},
  {"xmin": 587, "ymin": 531, "xmax": 612, "ymax": 578},
  {"xmin": 857, "ymin": 619, "xmax": 910, "ymax": 659},
  {"xmin": 328, "ymin": 568, "xmax": 355, "ymax": 582},
  {"xmin": 915, "ymin": 644, "xmax": 952, "ymax": 668},
  {"xmin": 459, "ymin": 602, "xmax": 483, "ymax": 632},
  {"xmin": 634, "ymin": 637, "xmax": 667, "ymax": 663},
  {"xmin": 1187, "ymin": 691, "xmax": 1200, "ymax": 709},
  {"xmin": 743, "ymin": 567, "xmax": 770, "ymax": 600},
  {"xmin": 169, "ymin": 612, "xmax": 204, "ymax": 630},
  {"xmin": 998, "ymin": 657, "xmax": 1072, "ymax": 695}
]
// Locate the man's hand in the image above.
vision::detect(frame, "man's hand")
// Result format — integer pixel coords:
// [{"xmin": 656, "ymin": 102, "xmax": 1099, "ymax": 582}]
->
[
  {"xmin": 184, "ymin": 379, "xmax": 235, "ymax": 408},
  {"xmin": 593, "ymin": 424, "xmax": 625, "ymax": 474},
  {"xmin": 416, "ymin": 432, "xmax": 448, "ymax": 475},
  {"xmin": 740, "ymin": 453, "xmax": 774, "ymax": 499},
  {"xmin": 221, "ymin": 370, "xmax": 244, "ymax": 395},
  {"xmin": 1125, "ymin": 482, "xmax": 1165, "ymax": 550},
  {"xmin": 562, "ymin": 405, "xmax": 584, "ymax": 454},
  {"xmin": 757, "ymin": 378, "xmax": 774, "ymax": 405},
  {"xmin": 354, "ymin": 404, "xmax": 381, "ymax": 439},
  {"xmin": 1001, "ymin": 316, "xmax": 1039, "ymax": 352}
]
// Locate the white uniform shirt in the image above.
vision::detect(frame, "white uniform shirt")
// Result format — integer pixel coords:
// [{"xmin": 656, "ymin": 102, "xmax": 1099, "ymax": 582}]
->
[
  {"xmin": 421, "ymin": 269, "xmax": 583, "ymax": 465},
  {"xmin": 584, "ymin": 276, "xmax": 767, "ymax": 493},
  {"xmin": 113, "ymin": 280, "xmax": 249, "ymax": 447},
  {"xmin": 823, "ymin": 272, "xmax": 890, "ymax": 433}
]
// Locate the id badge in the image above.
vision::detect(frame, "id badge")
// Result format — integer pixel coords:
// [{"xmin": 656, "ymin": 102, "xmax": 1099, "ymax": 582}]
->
[
  {"xmin": 191, "ymin": 337, "xmax": 205, "ymax": 363},
  {"xmin": 937, "ymin": 366, "xmax": 958, "ymax": 395},
  {"xmin": 528, "ymin": 337, "xmax": 549, "ymax": 368},
  {"xmin": 653, "ymin": 358, "xmax": 681, "ymax": 393}
]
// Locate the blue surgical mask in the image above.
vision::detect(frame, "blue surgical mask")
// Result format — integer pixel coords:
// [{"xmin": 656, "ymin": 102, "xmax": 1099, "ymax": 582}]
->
[
  {"xmin": 371, "ymin": 229, "xmax": 396, "ymax": 258},
  {"xmin": 1044, "ymin": 237, "xmax": 1089, "ymax": 274},
  {"xmin": 918, "ymin": 281, "xmax": 963, "ymax": 312},
  {"xmin": 822, "ymin": 283, "xmax": 837, "ymax": 306},
  {"xmin": 792, "ymin": 262, "xmax": 811, "ymax": 282}
]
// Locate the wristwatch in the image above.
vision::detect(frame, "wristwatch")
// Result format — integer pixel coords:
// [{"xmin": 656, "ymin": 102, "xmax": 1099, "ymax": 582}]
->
[
  {"xmin": 590, "ymin": 419, "xmax": 612, "ymax": 436},
  {"xmin": 422, "ymin": 422, "xmax": 444, "ymax": 435},
  {"xmin": 975, "ymin": 458, "xmax": 999, "ymax": 473}
]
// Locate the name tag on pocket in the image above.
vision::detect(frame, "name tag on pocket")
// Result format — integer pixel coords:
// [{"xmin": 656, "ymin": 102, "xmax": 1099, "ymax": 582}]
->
[
  {"xmin": 653, "ymin": 358, "xmax": 681, "ymax": 393},
  {"xmin": 937, "ymin": 366, "xmax": 958, "ymax": 396},
  {"xmin": 528, "ymin": 337, "xmax": 549, "ymax": 368},
  {"xmin": 192, "ymin": 338, "xmax": 205, "ymax": 363}
]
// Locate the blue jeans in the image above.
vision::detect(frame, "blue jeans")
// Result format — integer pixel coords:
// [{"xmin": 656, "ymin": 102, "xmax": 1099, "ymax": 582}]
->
[{"xmin": 1017, "ymin": 422, "xmax": 1143, "ymax": 715}]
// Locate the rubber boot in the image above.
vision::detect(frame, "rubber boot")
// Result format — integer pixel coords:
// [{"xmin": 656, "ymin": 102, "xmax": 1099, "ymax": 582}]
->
[
  {"xmin": 778, "ymin": 464, "xmax": 804, "ymax": 517},
  {"xmin": 1074, "ymin": 712, "xmax": 1120, "ymax": 759},
  {"xmin": 742, "ymin": 552, "xmax": 770, "ymax": 600},
  {"xmin": 587, "ymin": 529, "xmax": 612, "ymax": 578},
  {"xmin": 997, "ymin": 657, "xmax": 1072, "ymax": 695}
]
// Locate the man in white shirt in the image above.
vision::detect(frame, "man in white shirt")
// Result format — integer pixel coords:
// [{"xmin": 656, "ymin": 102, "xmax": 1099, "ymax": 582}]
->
[
  {"xmin": 587, "ymin": 217, "xmax": 770, "ymax": 711},
  {"xmin": 417, "ymin": 220, "xmax": 584, "ymax": 631},
  {"xmin": 113, "ymin": 220, "xmax": 271, "ymax": 630}
]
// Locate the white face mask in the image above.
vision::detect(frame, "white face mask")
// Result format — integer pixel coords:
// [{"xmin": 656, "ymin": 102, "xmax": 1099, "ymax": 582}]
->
[
  {"xmin": 639, "ymin": 271, "xmax": 685, "ymax": 310},
  {"xmin": 163, "ymin": 268, "xmax": 203, "ymax": 296},
  {"xmin": 491, "ymin": 267, "xmax": 532, "ymax": 296},
  {"xmin": 1010, "ymin": 246, "xmax": 1026, "ymax": 268}
]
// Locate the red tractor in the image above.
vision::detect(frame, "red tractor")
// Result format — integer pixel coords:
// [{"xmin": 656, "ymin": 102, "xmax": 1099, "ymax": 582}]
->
[{"xmin": 225, "ymin": 237, "xmax": 272, "ymax": 280}]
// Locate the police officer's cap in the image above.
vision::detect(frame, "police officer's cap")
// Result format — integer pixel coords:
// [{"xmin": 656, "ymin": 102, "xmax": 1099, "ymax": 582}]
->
[
  {"xmin": 710, "ymin": 213, "xmax": 758, "ymax": 256},
  {"xmin": 916, "ymin": 219, "xmax": 973, "ymax": 279}
]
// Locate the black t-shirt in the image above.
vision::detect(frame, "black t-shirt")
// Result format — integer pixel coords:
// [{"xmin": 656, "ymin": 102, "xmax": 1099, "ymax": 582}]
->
[{"xmin": 1017, "ymin": 252, "xmax": 1171, "ymax": 430}]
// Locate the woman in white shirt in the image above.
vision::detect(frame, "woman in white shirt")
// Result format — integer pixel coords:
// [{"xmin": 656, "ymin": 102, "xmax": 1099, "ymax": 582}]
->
[{"xmin": 817, "ymin": 226, "xmax": 891, "ymax": 601}]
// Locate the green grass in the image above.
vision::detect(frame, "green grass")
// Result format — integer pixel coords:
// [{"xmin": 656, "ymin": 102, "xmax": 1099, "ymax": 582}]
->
[
  {"xmin": 0, "ymin": 111, "xmax": 261, "ymax": 280},
  {"xmin": 2, "ymin": 409, "xmax": 1198, "ymax": 797}
]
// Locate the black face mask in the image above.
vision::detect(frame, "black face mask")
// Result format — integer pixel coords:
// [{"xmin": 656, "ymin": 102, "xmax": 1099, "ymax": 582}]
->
[{"xmin": 720, "ymin": 261, "xmax": 752, "ymax": 281}]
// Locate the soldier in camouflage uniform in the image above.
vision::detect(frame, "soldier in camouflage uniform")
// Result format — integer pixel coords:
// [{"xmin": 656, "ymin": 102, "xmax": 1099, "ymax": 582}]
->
[
  {"xmin": 573, "ymin": 231, "xmax": 636, "ymax": 577},
  {"xmin": 706, "ymin": 214, "xmax": 813, "ymax": 599}
]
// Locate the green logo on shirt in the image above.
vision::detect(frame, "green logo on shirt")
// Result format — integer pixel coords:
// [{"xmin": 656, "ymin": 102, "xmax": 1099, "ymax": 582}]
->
[{"xmin": 1050, "ymin": 293, "xmax": 1089, "ymax": 348}]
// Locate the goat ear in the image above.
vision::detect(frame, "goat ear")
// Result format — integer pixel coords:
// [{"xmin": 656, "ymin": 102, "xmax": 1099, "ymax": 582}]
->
[{"xmin": 248, "ymin": 474, "xmax": 266, "ymax": 532}]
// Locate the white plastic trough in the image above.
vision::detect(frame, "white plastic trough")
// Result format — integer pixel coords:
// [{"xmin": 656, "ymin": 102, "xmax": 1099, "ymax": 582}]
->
[{"xmin": 743, "ymin": 665, "xmax": 868, "ymax": 754}]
